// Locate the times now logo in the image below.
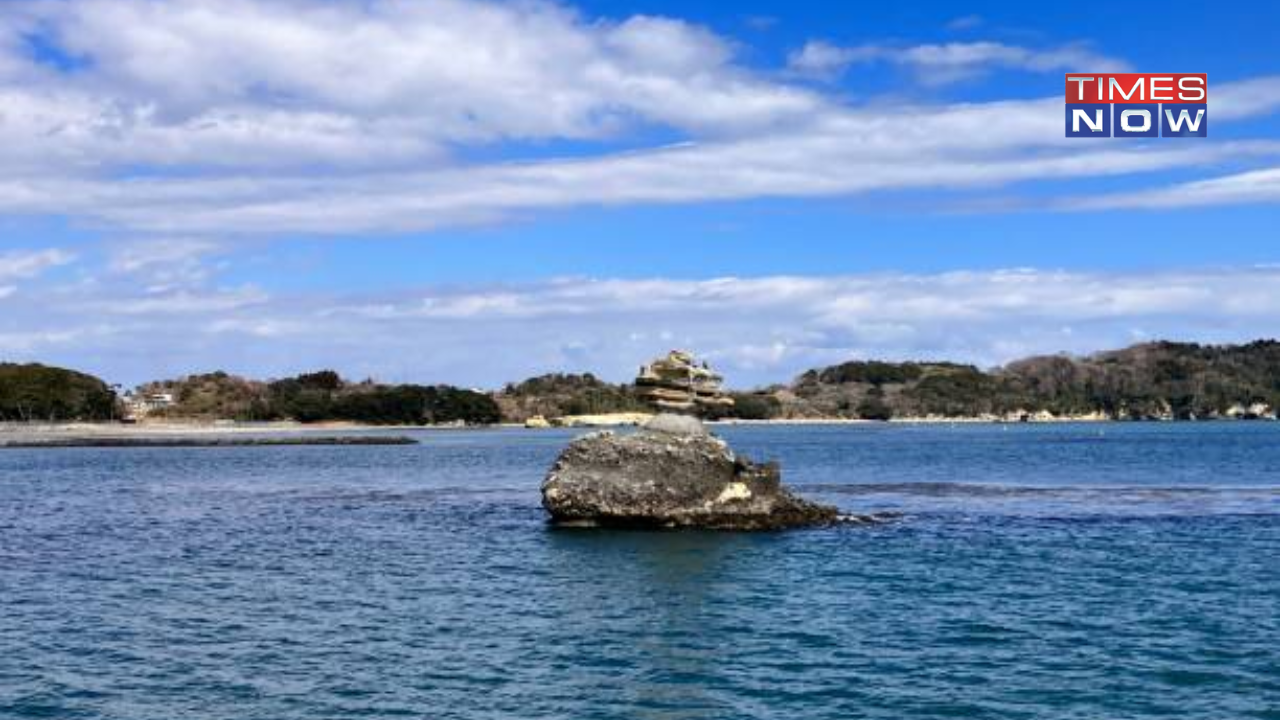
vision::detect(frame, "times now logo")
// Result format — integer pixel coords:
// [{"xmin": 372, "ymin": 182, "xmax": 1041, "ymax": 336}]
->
[{"xmin": 1066, "ymin": 73, "xmax": 1207, "ymax": 138}]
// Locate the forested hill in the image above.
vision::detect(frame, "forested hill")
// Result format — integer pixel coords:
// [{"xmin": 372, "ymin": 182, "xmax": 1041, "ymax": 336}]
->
[
  {"xmin": 138, "ymin": 370, "xmax": 501, "ymax": 425},
  {"xmin": 495, "ymin": 373, "xmax": 649, "ymax": 422},
  {"xmin": 0, "ymin": 363, "xmax": 119, "ymax": 422},
  {"xmin": 780, "ymin": 341, "xmax": 1280, "ymax": 421},
  {"xmin": 5, "ymin": 340, "xmax": 1279, "ymax": 424}
]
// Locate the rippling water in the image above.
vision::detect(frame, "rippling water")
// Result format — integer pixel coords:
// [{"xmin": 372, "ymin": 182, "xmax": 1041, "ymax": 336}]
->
[{"xmin": 2, "ymin": 423, "xmax": 1278, "ymax": 719}]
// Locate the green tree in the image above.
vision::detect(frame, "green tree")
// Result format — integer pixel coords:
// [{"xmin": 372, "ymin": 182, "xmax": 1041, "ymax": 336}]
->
[{"xmin": 0, "ymin": 363, "xmax": 119, "ymax": 422}]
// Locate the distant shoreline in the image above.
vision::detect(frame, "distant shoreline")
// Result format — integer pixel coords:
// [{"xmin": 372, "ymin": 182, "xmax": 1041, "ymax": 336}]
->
[
  {"xmin": 7, "ymin": 340, "xmax": 1279, "ymax": 428},
  {"xmin": 713, "ymin": 416, "xmax": 1277, "ymax": 426},
  {"xmin": 0, "ymin": 435, "xmax": 418, "ymax": 449},
  {"xmin": 1, "ymin": 414, "xmax": 1276, "ymax": 446},
  {"xmin": 0, "ymin": 420, "xmax": 428, "ymax": 448}
]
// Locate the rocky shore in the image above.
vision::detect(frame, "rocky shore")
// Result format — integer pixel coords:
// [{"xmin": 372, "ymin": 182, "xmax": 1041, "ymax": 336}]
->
[{"xmin": 541, "ymin": 414, "xmax": 838, "ymax": 530}]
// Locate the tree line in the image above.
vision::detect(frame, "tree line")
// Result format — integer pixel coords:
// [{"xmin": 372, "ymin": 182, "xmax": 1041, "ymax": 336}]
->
[
  {"xmin": 140, "ymin": 370, "xmax": 501, "ymax": 425},
  {"xmin": 0, "ymin": 363, "xmax": 119, "ymax": 422},
  {"xmin": 789, "ymin": 340, "xmax": 1280, "ymax": 420},
  {"xmin": 4, "ymin": 340, "xmax": 1278, "ymax": 423}
]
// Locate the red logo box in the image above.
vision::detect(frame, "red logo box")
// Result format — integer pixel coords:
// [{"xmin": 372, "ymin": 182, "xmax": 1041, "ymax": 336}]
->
[{"xmin": 1065, "ymin": 74, "xmax": 1207, "ymax": 104}]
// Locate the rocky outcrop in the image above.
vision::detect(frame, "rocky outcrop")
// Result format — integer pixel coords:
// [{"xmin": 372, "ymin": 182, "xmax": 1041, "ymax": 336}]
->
[
  {"xmin": 541, "ymin": 414, "xmax": 837, "ymax": 530},
  {"xmin": 635, "ymin": 350, "xmax": 734, "ymax": 414}
]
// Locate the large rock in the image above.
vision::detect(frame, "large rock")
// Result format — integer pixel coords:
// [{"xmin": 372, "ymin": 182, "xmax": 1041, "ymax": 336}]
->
[
  {"xmin": 541, "ymin": 414, "xmax": 838, "ymax": 530},
  {"xmin": 634, "ymin": 349, "xmax": 734, "ymax": 413}
]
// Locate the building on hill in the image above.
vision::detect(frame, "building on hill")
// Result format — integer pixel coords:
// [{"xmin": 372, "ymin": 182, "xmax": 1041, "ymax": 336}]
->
[
  {"xmin": 122, "ymin": 391, "xmax": 175, "ymax": 420},
  {"xmin": 635, "ymin": 350, "xmax": 734, "ymax": 414}
]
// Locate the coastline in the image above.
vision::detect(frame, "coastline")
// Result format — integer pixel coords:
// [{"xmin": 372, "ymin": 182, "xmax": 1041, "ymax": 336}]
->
[
  {"xmin": 2, "ymin": 412, "xmax": 1275, "ymax": 445},
  {"xmin": 0, "ymin": 420, "xmax": 429, "ymax": 445},
  {"xmin": 1, "ymin": 435, "xmax": 418, "ymax": 448}
]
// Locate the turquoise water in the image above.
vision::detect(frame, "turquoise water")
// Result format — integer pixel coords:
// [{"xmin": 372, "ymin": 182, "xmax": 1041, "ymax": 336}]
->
[{"xmin": 2, "ymin": 423, "xmax": 1278, "ymax": 719}]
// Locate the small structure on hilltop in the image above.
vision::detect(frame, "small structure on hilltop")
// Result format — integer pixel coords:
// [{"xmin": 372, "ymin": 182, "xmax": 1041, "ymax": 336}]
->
[
  {"xmin": 121, "ymin": 391, "xmax": 175, "ymax": 421},
  {"xmin": 635, "ymin": 350, "xmax": 734, "ymax": 415}
]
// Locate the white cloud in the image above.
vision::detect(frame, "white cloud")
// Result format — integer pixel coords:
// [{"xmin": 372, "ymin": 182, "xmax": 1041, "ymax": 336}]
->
[
  {"xmin": 103, "ymin": 286, "xmax": 269, "ymax": 315},
  {"xmin": 0, "ymin": 325, "xmax": 118, "ymax": 354},
  {"xmin": 9, "ymin": 267, "xmax": 1280, "ymax": 388},
  {"xmin": 1064, "ymin": 167, "xmax": 1280, "ymax": 211},
  {"xmin": 107, "ymin": 238, "xmax": 222, "ymax": 293},
  {"xmin": 786, "ymin": 41, "xmax": 881, "ymax": 79},
  {"xmin": 787, "ymin": 40, "xmax": 1129, "ymax": 83},
  {"xmin": 1205, "ymin": 76, "xmax": 1280, "ymax": 121},
  {"xmin": 0, "ymin": 248, "xmax": 75, "ymax": 281},
  {"xmin": 0, "ymin": 0, "xmax": 1274, "ymax": 238},
  {"xmin": 0, "ymin": 0, "xmax": 821, "ymax": 174},
  {"xmin": 3, "ymin": 107, "xmax": 1278, "ymax": 235}
]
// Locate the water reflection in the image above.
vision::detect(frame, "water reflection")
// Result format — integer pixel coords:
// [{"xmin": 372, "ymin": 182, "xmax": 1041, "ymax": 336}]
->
[{"xmin": 544, "ymin": 529, "xmax": 758, "ymax": 718}]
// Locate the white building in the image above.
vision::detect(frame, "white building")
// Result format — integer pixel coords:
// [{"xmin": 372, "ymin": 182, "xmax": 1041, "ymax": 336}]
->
[{"xmin": 123, "ymin": 391, "xmax": 176, "ymax": 419}]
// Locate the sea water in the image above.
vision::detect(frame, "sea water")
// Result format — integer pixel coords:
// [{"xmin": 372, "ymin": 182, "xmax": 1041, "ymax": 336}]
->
[{"xmin": 2, "ymin": 423, "xmax": 1277, "ymax": 719}]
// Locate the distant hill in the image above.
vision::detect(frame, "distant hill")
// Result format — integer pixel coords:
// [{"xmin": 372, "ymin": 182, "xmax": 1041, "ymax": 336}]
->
[
  {"xmin": 784, "ymin": 340, "xmax": 1280, "ymax": 421},
  {"xmin": 495, "ymin": 373, "xmax": 647, "ymax": 423},
  {"xmin": 438, "ymin": 340, "xmax": 1280, "ymax": 423},
  {"xmin": 0, "ymin": 363, "xmax": 118, "ymax": 422},
  {"xmin": 8, "ymin": 339, "xmax": 1279, "ymax": 426},
  {"xmin": 139, "ymin": 370, "xmax": 500, "ymax": 425},
  {"xmin": 137, "ymin": 371, "xmax": 271, "ymax": 420}
]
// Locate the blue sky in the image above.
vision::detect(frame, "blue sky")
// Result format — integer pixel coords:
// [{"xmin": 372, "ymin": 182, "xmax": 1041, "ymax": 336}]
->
[{"xmin": 1, "ymin": 0, "xmax": 1279, "ymax": 387}]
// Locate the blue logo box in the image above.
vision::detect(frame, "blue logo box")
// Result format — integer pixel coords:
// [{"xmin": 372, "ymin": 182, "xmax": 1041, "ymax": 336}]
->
[
  {"xmin": 1065, "ymin": 103, "xmax": 1110, "ymax": 138},
  {"xmin": 1114, "ymin": 103, "xmax": 1159, "ymax": 138},
  {"xmin": 1066, "ymin": 103, "xmax": 1207, "ymax": 138},
  {"xmin": 1162, "ymin": 104, "xmax": 1207, "ymax": 137}
]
